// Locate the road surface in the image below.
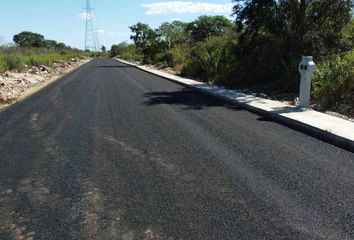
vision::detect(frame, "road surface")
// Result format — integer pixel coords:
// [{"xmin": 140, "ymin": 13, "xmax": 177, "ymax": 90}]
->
[{"xmin": 0, "ymin": 58, "xmax": 353, "ymax": 240}]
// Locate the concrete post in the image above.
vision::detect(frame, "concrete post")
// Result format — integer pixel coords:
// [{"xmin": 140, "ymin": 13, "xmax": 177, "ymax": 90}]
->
[{"xmin": 298, "ymin": 56, "xmax": 315, "ymax": 108}]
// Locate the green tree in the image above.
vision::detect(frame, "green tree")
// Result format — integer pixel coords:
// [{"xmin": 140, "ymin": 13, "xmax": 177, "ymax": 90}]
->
[
  {"xmin": 101, "ymin": 45, "xmax": 106, "ymax": 52},
  {"xmin": 129, "ymin": 23, "xmax": 158, "ymax": 49},
  {"xmin": 186, "ymin": 15, "xmax": 233, "ymax": 42},
  {"xmin": 341, "ymin": 19, "xmax": 354, "ymax": 51},
  {"xmin": 13, "ymin": 31, "xmax": 45, "ymax": 48},
  {"xmin": 44, "ymin": 40, "xmax": 58, "ymax": 48},
  {"xmin": 56, "ymin": 42, "xmax": 67, "ymax": 49},
  {"xmin": 158, "ymin": 21, "xmax": 188, "ymax": 49},
  {"xmin": 232, "ymin": 0, "xmax": 353, "ymax": 89},
  {"xmin": 129, "ymin": 23, "xmax": 167, "ymax": 64},
  {"xmin": 181, "ymin": 34, "xmax": 237, "ymax": 83}
]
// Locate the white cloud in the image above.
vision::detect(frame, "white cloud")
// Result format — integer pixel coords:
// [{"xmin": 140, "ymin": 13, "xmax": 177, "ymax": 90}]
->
[
  {"xmin": 78, "ymin": 12, "xmax": 91, "ymax": 20},
  {"xmin": 143, "ymin": 1, "xmax": 233, "ymax": 15}
]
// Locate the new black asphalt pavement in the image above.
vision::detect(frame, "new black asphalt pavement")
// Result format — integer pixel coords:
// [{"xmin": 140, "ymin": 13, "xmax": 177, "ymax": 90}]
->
[{"xmin": 0, "ymin": 58, "xmax": 353, "ymax": 240}]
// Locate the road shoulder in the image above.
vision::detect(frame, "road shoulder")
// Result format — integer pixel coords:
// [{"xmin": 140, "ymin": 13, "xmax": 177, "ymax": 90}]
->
[
  {"xmin": 116, "ymin": 58, "xmax": 354, "ymax": 153},
  {"xmin": 0, "ymin": 59, "xmax": 91, "ymax": 112}
]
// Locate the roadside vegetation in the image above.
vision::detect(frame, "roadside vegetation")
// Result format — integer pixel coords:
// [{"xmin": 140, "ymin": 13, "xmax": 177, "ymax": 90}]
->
[
  {"xmin": 0, "ymin": 31, "xmax": 88, "ymax": 72},
  {"xmin": 111, "ymin": 0, "xmax": 354, "ymax": 118}
]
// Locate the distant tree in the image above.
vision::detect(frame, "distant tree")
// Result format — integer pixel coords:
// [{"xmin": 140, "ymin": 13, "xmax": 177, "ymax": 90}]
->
[
  {"xmin": 129, "ymin": 23, "xmax": 159, "ymax": 49},
  {"xmin": 101, "ymin": 45, "xmax": 106, "ymax": 52},
  {"xmin": 186, "ymin": 15, "xmax": 233, "ymax": 42},
  {"xmin": 110, "ymin": 44, "xmax": 119, "ymax": 57},
  {"xmin": 13, "ymin": 31, "xmax": 45, "ymax": 48},
  {"xmin": 44, "ymin": 40, "xmax": 58, "ymax": 48},
  {"xmin": 110, "ymin": 42, "xmax": 129, "ymax": 57},
  {"xmin": 130, "ymin": 23, "xmax": 166, "ymax": 63},
  {"xmin": 157, "ymin": 21, "xmax": 188, "ymax": 49},
  {"xmin": 0, "ymin": 36, "xmax": 5, "ymax": 46},
  {"xmin": 56, "ymin": 42, "xmax": 67, "ymax": 49}
]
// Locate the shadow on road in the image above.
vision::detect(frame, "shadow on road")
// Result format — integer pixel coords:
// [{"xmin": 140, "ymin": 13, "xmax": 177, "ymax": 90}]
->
[
  {"xmin": 96, "ymin": 65, "xmax": 134, "ymax": 68},
  {"xmin": 143, "ymin": 89, "xmax": 242, "ymax": 111}
]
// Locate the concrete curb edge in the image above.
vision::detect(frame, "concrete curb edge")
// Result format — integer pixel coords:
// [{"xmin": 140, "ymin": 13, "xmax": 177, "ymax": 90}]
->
[{"xmin": 115, "ymin": 58, "xmax": 354, "ymax": 153}]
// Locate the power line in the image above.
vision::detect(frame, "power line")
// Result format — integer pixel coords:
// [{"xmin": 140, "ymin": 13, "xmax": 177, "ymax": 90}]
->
[{"xmin": 84, "ymin": 0, "xmax": 98, "ymax": 51}]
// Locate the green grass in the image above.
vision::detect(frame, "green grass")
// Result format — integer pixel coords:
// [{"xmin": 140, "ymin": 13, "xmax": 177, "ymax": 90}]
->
[{"xmin": 0, "ymin": 47, "xmax": 88, "ymax": 72}]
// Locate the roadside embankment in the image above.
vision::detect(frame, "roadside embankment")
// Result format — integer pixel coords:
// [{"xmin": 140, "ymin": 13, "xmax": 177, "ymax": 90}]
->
[{"xmin": 0, "ymin": 57, "xmax": 90, "ymax": 108}]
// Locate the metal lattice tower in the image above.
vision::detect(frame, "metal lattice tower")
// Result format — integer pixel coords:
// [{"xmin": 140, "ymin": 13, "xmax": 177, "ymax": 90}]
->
[{"xmin": 84, "ymin": 0, "xmax": 98, "ymax": 51}]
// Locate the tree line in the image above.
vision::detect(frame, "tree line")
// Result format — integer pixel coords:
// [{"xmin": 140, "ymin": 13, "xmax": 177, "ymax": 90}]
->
[
  {"xmin": 12, "ymin": 31, "xmax": 71, "ymax": 50},
  {"xmin": 0, "ymin": 31, "xmax": 87, "ymax": 72},
  {"xmin": 111, "ymin": 0, "xmax": 354, "ymax": 117}
]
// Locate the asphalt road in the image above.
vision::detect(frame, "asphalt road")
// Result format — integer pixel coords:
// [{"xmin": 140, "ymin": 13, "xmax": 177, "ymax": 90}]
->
[{"xmin": 0, "ymin": 58, "xmax": 353, "ymax": 240}]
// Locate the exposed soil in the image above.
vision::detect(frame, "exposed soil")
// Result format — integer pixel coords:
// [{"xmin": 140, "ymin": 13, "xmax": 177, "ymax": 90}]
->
[{"xmin": 0, "ymin": 58, "xmax": 89, "ymax": 108}]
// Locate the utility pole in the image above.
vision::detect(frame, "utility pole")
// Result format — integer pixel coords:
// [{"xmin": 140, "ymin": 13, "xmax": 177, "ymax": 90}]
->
[{"xmin": 84, "ymin": 0, "xmax": 98, "ymax": 51}]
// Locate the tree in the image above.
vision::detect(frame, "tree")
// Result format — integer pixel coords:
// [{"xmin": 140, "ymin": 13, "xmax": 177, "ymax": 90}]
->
[
  {"xmin": 231, "ymin": 0, "xmax": 353, "ymax": 89},
  {"xmin": 234, "ymin": 0, "xmax": 352, "ymax": 57},
  {"xmin": 186, "ymin": 15, "xmax": 233, "ymax": 42},
  {"xmin": 341, "ymin": 19, "xmax": 354, "ymax": 51},
  {"xmin": 129, "ymin": 23, "xmax": 167, "ymax": 63},
  {"xmin": 0, "ymin": 36, "xmax": 5, "ymax": 46},
  {"xmin": 158, "ymin": 21, "xmax": 188, "ymax": 49},
  {"xmin": 129, "ymin": 23, "xmax": 158, "ymax": 49},
  {"xmin": 101, "ymin": 45, "xmax": 106, "ymax": 52},
  {"xmin": 182, "ymin": 34, "xmax": 237, "ymax": 83},
  {"xmin": 56, "ymin": 42, "xmax": 67, "ymax": 49},
  {"xmin": 13, "ymin": 31, "xmax": 45, "ymax": 48},
  {"xmin": 44, "ymin": 40, "xmax": 58, "ymax": 48},
  {"xmin": 110, "ymin": 42, "xmax": 129, "ymax": 57}
]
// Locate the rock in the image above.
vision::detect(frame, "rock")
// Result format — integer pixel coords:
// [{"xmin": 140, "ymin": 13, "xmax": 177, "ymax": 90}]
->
[
  {"xmin": 53, "ymin": 60, "xmax": 65, "ymax": 64},
  {"xmin": 70, "ymin": 57, "xmax": 80, "ymax": 63}
]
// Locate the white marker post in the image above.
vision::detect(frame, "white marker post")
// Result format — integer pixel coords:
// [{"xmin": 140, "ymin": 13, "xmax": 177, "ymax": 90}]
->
[{"xmin": 298, "ymin": 56, "xmax": 315, "ymax": 108}]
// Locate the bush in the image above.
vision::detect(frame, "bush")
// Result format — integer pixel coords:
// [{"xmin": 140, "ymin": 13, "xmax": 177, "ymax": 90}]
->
[
  {"xmin": 2, "ymin": 54, "xmax": 23, "ymax": 71},
  {"xmin": 0, "ymin": 47, "xmax": 86, "ymax": 73},
  {"xmin": 164, "ymin": 45, "xmax": 189, "ymax": 71},
  {"xmin": 313, "ymin": 50, "xmax": 354, "ymax": 115},
  {"xmin": 181, "ymin": 35, "xmax": 237, "ymax": 83},
  {"xmin": 118, "ymin": 45, "xmax": 143, "ymax": 62}
]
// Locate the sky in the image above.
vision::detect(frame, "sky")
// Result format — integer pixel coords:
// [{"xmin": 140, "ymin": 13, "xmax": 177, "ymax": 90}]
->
[{"xmin": 0, "ymin": 0, "xmax": 234, "ymax": 50}]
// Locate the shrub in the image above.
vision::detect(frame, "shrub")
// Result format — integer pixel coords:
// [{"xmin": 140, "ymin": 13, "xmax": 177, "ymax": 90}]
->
[
  {"xmin": 312, "ymin": 50, "xmax": 354, "ymax": 115},
  {"xmin": 163, "ymin": 45, "xmax": 189, "ymax": 71},
  {"xmin": 2, "ymin": 54, "xmax": 23, "ymax": 71},
  {"xmin": 0, "ymin": 47, "xmax": 86, "ymax": 73},
  {"xmin": 181, "ymin": 35, "xmax": 237, "ymax": 83},
  {"xmin": 118, "ymin": 45, "xmax": 143, "ymax": 62}
]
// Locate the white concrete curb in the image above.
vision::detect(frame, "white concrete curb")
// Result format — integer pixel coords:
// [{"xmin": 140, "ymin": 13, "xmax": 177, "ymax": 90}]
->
[{"xmin": 116, "ymin": 58, "xmax": 354, "ymax": 152}]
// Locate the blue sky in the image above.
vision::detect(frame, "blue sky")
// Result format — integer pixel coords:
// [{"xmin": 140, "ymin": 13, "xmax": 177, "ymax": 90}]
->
[{"xmin": 0, "ymin": 0, "xmax": 234, "ymax": 49}]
